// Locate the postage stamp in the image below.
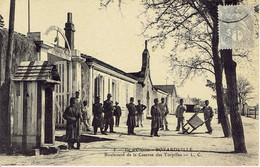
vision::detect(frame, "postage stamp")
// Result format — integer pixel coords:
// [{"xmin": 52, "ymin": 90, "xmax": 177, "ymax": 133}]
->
[{"xmin": 218, "ymin": 5, "xmax": 255, "ymax": 49}]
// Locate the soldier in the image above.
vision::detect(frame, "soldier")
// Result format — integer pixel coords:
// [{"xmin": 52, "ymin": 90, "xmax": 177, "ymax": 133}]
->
[
  {"xmin": 103, "ymin": 93, "xmax": 115, "ymax": 133},
  {"xmin": 202, "ymin": 100, "xmax": 214, "ymax": 134},
  {"xmin": 113, "ymin": 102, "xmax": 122, "ymax": 127},
  {"xmin": 150, "ymin": 98, "xmax": 161, "ymax": 137},
  {"xmin": 159, "ymin": 98, "xmax": 169, "ymax": 131},
  {"xmin": 175, "ymin": 99, "xmax": 186, "ymax": 131},
  {"xmin": 63, "ymin": 97, "xmax": 82, "ymax": 149},
  {"xmin": 92, "ymin": 96, "xmax": 107, "ymax": 135},
  {"xmin": 126, "ymin": 97, "xmax": 137, "ymax": 135},
  {"xmin": 136, "ymin": 100, "xmax": 146, "ymax": 127}
]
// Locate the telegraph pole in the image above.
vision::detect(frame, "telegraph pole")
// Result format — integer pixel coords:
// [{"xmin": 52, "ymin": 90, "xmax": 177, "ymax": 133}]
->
[
  {"xmin": 5, "ymin": 0, "xmax": 16, "ymax": 153},
  {"xmin": 28, "ymin": 0, "xmax": 30, "ymax": 33}
]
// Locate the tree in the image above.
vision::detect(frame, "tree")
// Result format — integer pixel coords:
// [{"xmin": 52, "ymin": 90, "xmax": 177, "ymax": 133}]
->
[
  {"xmin": 237, "ymin": 76, "xmax": 254, "ymax": 105},
  {"xmin": 140, "ymin": 0, "xmax": 252, "ymax": 152},
  {"xmin": 140, "ymin": 0, "xmax": 231, "ymax": 138},
  {"xmin": 220, "ymin": 0, "xmax": 247, "ymax": 153}
]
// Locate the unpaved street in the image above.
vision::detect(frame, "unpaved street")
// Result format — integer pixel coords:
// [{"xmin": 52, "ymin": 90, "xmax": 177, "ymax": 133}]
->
[{"xmin": 0, "ymin": 113, "xmax": 258, "ymax": 166}]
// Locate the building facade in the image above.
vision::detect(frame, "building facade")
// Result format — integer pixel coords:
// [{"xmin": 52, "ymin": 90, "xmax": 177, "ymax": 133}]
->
[
  {"xmin": 34, "ymin": 12, "xmax": 179, "ymax": 126},
  {"xmin": 0, "ymin": 12, "xmax": 179, "ymax": 152}
]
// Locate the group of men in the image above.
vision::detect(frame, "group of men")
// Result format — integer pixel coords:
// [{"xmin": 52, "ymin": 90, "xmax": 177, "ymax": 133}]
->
[
  {"xmin": 62, "ymin": 91, "xmax": 214, "ymax": 149},
  {"xmin": 126, "ymin": 97, "xmax": 170, "ymax": 137},
  {"xmin": 175, "ymin": 99, "xmax": 214, "ymax": 134}
]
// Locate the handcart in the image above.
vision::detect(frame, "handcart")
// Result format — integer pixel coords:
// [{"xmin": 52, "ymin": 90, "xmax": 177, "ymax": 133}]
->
[{"xmin": 182, "ymin": 113, "xmax": 209, "ymax": 134}]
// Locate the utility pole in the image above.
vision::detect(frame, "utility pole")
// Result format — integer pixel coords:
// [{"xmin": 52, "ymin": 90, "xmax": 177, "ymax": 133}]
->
[
  {"xmin": 4, "ymin": 0, "xmax": 16, "ymax": 154},
  {"xmin": 28, "ymin": 0, "xmax": 30, "ymax": 33}
]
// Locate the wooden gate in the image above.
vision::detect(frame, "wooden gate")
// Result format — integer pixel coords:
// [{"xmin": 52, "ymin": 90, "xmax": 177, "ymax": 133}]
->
[{"xmin": 55, "ymin": 61, "xmax": 69, "ymax": 128}]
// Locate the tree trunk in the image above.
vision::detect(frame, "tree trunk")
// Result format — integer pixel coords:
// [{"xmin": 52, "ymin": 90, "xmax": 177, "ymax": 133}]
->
[
  {"xmin": 211, "ymin": 16, "xmax": 231, "ymax": 137},
  {"xmin": 221, "ymin": 49, "xmax": 247, "ymax": 153}
]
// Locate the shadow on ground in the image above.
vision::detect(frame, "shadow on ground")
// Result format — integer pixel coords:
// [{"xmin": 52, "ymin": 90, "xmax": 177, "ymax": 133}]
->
[{"xmin": 55, "ymin": 135, "xmax": 114, "ymax": 143}]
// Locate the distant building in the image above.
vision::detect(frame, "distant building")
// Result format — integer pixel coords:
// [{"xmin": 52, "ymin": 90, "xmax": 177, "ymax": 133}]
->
[{"xmin": 154, "ymin": 85, "xmax": 178, "ymax": 114}]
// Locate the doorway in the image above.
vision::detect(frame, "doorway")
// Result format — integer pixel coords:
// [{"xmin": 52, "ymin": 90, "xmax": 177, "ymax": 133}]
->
[
  {"xmin": 146, "ymin": 91, "xmax": 150, "ymax": 115},
  {"xmin": 45, "ymin": 87, "xmax": 53, "ymax": 144}
]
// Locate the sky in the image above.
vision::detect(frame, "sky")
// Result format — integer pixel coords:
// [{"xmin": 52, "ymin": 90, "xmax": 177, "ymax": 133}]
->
[{"xmin": 0, "ymin": 0, "xmax": 258, "ymax": 108}]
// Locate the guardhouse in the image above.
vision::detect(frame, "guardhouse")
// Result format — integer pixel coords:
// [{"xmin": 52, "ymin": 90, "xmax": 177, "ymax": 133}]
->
[{"xmin": 12, "ymin": 61, "xmax": 60, "ymax": 152}]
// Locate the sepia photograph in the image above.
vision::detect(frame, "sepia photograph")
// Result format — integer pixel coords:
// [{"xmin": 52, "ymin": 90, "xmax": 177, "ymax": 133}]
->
[{"xmin": 0, "ymin": 0, "xmax": 259, "ymax": 166}]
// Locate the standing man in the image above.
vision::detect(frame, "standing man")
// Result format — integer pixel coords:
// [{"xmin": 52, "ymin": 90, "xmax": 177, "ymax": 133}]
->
[
  {"xmin": 126, "ymin": 97, "xmax": 137, "ymax": 135},
  {"xmin": 82, "ymin": 100, "xmax": 91, "ymax": 131},
  {"xmin": 103, "ymin": 93, "xmax": 115, "ymax": 133},
  {"xmin": 92, "ymin": 96, "xmax": 107, "ymax": 135},
  {"xmin": 113, "ymin": 102, "xmax": 122, "ymax": 127},
  {"xmin": 159, "ymin": 98, "xmax": 169, "ymax": 131},
  {"xmin": 175, "ymin": 99, "xmax": 186, "ymax": 131},
  {"xmin": 202, "ymin": 100, "xmax": 214, "ymax": 134},
  {"xmin": 136, "ymin": 100, "xmax": 146, "ymax": 127},
  {"xmin": 75, "ymin": 91, "xmax": 83, "ymax": 113},
  {"xmin": 75, "ymin": 91, "xmax": 83, "ymax": 131},
  {"xmin": 63, "ymin": 97, "xmax": 82, "ymax": 149},
  {"xmin": 150, "ymin": 98, "xmax": 161, "ymax": 137}
]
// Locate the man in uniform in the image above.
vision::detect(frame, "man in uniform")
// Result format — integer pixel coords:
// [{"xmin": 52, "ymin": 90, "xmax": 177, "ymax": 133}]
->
[
  {"xmin": 63, "ymin": 97, "xmax": 82, "ymax": 149},
  {"xmin": 136, "ymin": 100, "xmax": 146, "ymax": 127},
  {"xmin": 126, "ymin": 97, "xmax": 137, "ymax": 135},
  {"xmin": 113, "ymin": 102, "xmax": 122, "ymax": 127},
  {"xmin": 150, "ymin": 98, "xmax": 161, "ymax": 137},
  {"xmin": 92, "ymin": 96, "xmax": 107, "ymax": 135},
  {"xmin": 175, "ymin": 99, "xmax": 186, "ymax": 131},
  {"xmin": 202, "ymin": 100, "xmax": 214, "ymax": 134},
  {"xmin": 103, "ymin": 93, "xmax": 115, "ymax": 133},
  {"xmin": 159, "ymin": 98, "xmax": 169, "ymax": 131}
]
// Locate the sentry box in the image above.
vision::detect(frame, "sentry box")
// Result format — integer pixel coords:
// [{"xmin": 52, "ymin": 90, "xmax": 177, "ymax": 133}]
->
[{"xmin": 12, "ymin": 61, "xmax": 60, "ymax": 152}]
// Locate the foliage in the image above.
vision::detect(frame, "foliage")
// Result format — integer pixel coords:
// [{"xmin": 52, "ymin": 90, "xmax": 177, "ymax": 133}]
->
[
  {"xmin": 206, "ymin": 76, "xmax": 254, "ymax": 105},
  {"xmin": 237, "ymin": 76, "xmax": 254, "ymax": 104},
  {"xmin": 140, "ymin": 0, "xmax": 216, "ymax": 85}
]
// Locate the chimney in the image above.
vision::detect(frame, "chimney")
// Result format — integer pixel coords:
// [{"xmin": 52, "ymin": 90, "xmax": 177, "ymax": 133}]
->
[
  {"xmin": 141, "ymin": 40, "xmax": 150, "ymax": 72},
  {"xmin": 64, "ymin": 12, "xmax": 75, "ymax": 50}
]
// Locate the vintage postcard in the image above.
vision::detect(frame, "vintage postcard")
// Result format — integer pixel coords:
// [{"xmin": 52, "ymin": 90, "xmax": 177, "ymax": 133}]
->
[{"xmin": 0, "ymin": 0, "xmax": 258, "ymax": 166}]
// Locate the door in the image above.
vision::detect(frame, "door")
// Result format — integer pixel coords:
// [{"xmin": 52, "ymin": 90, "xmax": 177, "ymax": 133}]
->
[
  {"xmin": 146, "ymin": 91, "xmax": 150, "ymax": 116},
  {"xmin": 45, "ymin": 87, "xmax": 53, "ymax": 144}
]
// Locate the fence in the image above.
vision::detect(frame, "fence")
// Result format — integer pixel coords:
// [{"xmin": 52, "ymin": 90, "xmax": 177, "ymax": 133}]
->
[{"xmin": 241, "ymin": 103, "xmax": 258, "ymax": 119}]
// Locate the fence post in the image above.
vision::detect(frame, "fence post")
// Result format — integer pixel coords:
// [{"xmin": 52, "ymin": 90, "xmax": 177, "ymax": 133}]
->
[
  {"xmin": 255, "ymin": 106, "xmax": 257, "ymax": 119},
  {"xmin": 247, "ymin": 107, "xmax": 249, "ymax": 117}
]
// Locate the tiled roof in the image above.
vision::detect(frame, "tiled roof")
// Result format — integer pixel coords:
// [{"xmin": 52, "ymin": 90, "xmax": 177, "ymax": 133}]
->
[
  {"xmin": 13, "ymin": 61, "xmax": 61, "ymax": 83},
  {"xmin": 154, "ymin": 85, "xmax": 177, "ymax": 96},
  {"xmin": 153, "ymin": 86, "xmax": 168, "ymax": 94},
  {"xmin": 128, "ymin": 71, "xmax": 145, "ymax": 84},
  {"xmin": 82, "ymin": 54, "xmax": 138, "ymax": 80}
]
